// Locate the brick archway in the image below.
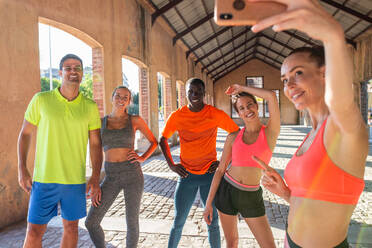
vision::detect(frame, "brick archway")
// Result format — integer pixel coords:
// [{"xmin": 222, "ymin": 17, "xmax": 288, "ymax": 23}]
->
[{"xmin": 38, "ymin": 17, "xmax": 105, "ymax": 116}]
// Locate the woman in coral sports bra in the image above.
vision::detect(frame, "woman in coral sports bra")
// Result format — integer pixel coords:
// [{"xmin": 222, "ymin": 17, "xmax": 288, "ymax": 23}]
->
[
  {"xmin": 249, "ymin": 0, "xmax": 368, "ymax": 247},
  {"xmin": 203, "ymin": 85, "xmax": 280, "ymax": 248}
]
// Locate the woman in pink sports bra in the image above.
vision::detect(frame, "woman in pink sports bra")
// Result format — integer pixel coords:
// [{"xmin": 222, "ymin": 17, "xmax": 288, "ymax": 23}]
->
[
  {"xmin": 203, "ymin": 85, "xmax": 280, "ymax": 248},
  {"xmin": 249, "ymin": 0, "xmax": 368, "ymax": 247}
]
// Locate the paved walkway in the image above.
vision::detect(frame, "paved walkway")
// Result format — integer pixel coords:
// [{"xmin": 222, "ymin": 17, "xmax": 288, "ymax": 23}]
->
[{"xmin": 1, "ymin": 126, "xmax": 371, "ymax": 247}]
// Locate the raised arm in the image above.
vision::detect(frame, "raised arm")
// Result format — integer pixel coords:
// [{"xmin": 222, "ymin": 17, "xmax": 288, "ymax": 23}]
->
[
  {"xmin": 203, "ymin": 132, "xmax": 236, "ymax": 225},
  {"xmin": 247, "ymin": 0, "xmax": 365, "ymax": 134},
  {"xmin": 322, "ymin": 29, "xmax": 367, "ymax": 134},
  {"xmin": 17, "ymin": 120, "xmax": 37, "ymax": 194}
]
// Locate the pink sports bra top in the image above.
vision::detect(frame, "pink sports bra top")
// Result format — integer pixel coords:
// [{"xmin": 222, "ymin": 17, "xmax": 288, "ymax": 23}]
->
[
  {"xmin": 284, "ymin": 118, "xmax": 365, "ymax": 205},
  {"xmin": 231, "ymin": 126, "xmax": 272, "ymax": 168}
]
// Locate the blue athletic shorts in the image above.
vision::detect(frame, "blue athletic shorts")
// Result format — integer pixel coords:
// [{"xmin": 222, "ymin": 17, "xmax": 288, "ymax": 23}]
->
[{"xmin": 28, "ymin": 182, "xmax": 86, "ymax": 224}]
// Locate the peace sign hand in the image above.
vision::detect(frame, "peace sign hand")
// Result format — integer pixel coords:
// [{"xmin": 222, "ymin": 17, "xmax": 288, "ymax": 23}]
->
[{"xmin": 252, "ymin": 156, "xmax": 291, "ymax": 202}]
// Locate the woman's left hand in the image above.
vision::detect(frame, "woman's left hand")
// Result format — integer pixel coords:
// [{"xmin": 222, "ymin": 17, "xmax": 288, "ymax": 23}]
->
[
  {"xmin": 225, "ymin": 84, "xmax": 242, "ymax": 95},
  {"xmin": 128, "ymin": 150, "xmax": 145, "ymax": 163},
  {"xmin": 203, "ymin": 204, "xmax": 214, "ymax": 225},
  {"xmin": 248, "ymin": 0, "xmax": 344, "ymax": 43}
]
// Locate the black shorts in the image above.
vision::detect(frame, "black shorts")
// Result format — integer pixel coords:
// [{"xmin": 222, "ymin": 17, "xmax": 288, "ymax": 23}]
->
[
  {"xmin": 286, "ymin": 228, "xmax": 349, "ymax": 248},
  {"xmin": 215, "ymin": 176, "xmax": 265, "ymax": 218}
]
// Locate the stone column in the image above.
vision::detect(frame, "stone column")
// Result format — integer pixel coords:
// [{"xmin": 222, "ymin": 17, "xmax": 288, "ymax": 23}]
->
[{"xmin": 149, "ymin": 67, "xmax": 159, "ymax": 140}]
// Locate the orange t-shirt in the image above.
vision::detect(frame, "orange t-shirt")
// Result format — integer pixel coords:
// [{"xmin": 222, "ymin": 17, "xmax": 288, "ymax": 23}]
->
[{"xmin": 162, "ymin": 105, "xmax": 239, "ymax": 174}]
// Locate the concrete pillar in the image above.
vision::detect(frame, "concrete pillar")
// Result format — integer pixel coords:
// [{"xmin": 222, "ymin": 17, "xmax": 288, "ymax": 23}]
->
[
  {"xmin": 0, "ymin": 0, "xmax": 39, "ymax": 228},
  {"xmin": 149, "ymin": 67, "xmax": 159, "ymax": 140}
]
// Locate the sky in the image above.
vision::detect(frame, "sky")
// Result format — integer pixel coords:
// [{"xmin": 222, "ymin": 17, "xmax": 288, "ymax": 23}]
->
[{"xmin": 38, "ymin": 23, "xmax": 139, "ymax": 92}]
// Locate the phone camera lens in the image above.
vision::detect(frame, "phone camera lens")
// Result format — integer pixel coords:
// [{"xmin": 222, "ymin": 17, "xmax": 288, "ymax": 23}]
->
[
  {"xmin": 220, "ymin": 13, "xmax": 233, "ymax": 20},
  {"xmin": 233, "ymin": 0, "xmax": 245, "ymax": 10}
]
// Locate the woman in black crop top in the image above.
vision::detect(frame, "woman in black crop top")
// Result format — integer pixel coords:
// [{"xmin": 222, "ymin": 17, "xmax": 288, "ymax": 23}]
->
[
  {"xmin": 249, "ymin": 0, "xmax": 367, "ymax": 247},
  {"xmin": 85, "ymin": 86, "xmax": 158, "ymax": 248}
]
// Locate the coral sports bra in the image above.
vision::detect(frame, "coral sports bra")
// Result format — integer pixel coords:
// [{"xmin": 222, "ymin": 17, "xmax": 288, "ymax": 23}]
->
[
  {"xmin": 284, "ymin": 118, "xmax": 365, "ymax": 204},
  {"xmin": 231, "ymin": 126, "xmax": 272, "ymax": 168}
]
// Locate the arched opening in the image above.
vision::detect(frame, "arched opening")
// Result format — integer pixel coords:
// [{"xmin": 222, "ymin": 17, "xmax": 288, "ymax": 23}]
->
[
  {"xmin": 122, "ymin": 56, "xmax": 150, "ymax": 152},
  {"xmin": 122, "ymin": 58, "xmax": 140, "ymax": 115},
  {"xmin": 38, "ymin": 22, "xmax": 93, "ymax": 98},
  {"xmin": 38, "ymin": 17, "xmax": 105, "ymax": 116}
]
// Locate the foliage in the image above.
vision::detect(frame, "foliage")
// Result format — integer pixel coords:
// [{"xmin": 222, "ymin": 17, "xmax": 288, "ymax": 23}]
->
[
  {"xmin": 79, "ymin": 73, "xmax": 93, "ymax": 99},
  {"xmin": 40, "ymin": 73, "xmax": 93, "ymax": 99},
  {"xmin": 40, "ymin": 77, "xmax": 60, "ymax": 92},
  {"xmin": 40, "ymin": 74, "xmax": 141, "ymax": 115},
  {"xmin": 158, "ymin": 80, "xmax": 163, "ymax": 107},
  {"xmin": 128, "ymin": 92, "xmax": 139, "ymax": 115}
]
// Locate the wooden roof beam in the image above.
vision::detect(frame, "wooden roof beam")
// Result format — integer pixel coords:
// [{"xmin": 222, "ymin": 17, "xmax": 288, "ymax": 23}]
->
[
  {"xmin": 186, "ymin": 27, "xmax": 232, "ymax": 58},
  {"xmin": 173, "ymin": 12, "xmax": 214, "ymax": 45},
  {"xmin": 196, "ymin": 27, "xmax": 252, "ymax": 64}
]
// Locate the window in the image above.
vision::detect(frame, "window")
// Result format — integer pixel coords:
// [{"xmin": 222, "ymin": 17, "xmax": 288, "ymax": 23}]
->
[
  {"xmin": 231, "ymin": 76, "xmax": 280, "ymax": 118},
  {"xmin": 231, "ymin": 101, "xmax": 239, "ymax": 118}
]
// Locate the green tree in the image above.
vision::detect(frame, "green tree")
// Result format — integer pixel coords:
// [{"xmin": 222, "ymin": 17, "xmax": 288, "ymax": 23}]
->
[
  {"xmin": 40, "ymin": 73, "xmax": 93, "ymax": 100},
  {"xmin": 79, "ymin": 73, "xmax": 93, "ymax": 99},
  {"xmin": 158, "ymin": 80, "xmax": 163, "ymax": 108},
  {"xmin": 128, "ymin": 92, "xmax": 139, "ymax": 115},
  {"xmin": 40, "ymin": 77, "xmax": 61, "ymax": 92}
]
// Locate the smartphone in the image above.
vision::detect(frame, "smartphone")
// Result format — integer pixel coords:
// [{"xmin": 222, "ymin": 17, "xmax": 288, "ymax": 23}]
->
[{"xmin": 214, "ymin": 0, "xmax": 286, "ymax": 26}]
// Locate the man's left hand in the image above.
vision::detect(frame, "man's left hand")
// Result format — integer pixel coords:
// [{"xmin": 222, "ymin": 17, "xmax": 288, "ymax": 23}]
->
[
  {"xmin": 207, "ymin": 161, "xmax": 220, "ymax": 173},
  {"xmin": 86, "ymin": 176, "xmax": 101, "ymax": 207}
]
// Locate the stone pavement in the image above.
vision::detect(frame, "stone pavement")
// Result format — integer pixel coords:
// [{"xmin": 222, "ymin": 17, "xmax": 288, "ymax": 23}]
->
[{"xmin": 0, "ymin": 125, "xmax": 371, "ymax": 248}]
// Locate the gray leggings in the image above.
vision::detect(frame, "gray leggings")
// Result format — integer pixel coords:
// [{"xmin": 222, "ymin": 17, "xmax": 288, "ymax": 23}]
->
[{"xmin": 85, "ymin": 161, "xmax": 144, "ymax": 248}]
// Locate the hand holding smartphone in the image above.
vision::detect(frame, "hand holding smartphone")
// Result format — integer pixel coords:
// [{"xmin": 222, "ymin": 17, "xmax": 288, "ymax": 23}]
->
[{"xmin": 214, "ymin": 0, "xmax": 286, "ymax": 26}]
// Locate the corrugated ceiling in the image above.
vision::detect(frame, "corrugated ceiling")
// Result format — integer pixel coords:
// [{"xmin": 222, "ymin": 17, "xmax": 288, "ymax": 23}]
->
[{"xmin": 149, "ymin": 0, "xmax": 372, "ymax": 81}]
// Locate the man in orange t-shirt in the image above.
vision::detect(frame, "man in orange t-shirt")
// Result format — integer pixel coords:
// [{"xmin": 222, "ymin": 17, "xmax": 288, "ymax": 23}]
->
[{"xmin": 160, "ymin": 78, "xmax": 239, "ymax": 248}]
